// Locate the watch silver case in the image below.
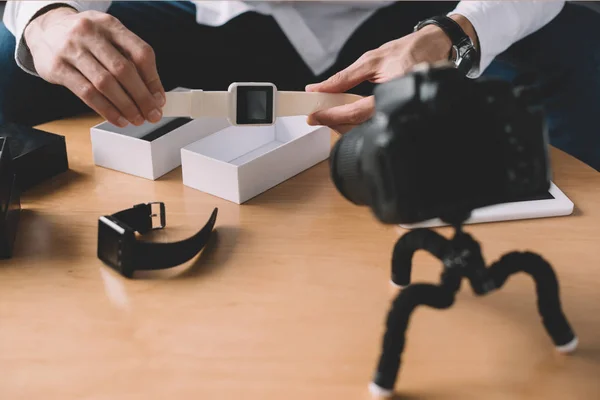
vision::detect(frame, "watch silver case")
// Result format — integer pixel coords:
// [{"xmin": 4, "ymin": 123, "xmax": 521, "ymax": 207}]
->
[{"xmin": 450, "ymin": 37, "xmax": 477, "ymax": 72}]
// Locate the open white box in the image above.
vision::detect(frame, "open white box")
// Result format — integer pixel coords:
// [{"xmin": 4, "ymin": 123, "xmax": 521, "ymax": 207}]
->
[
  {"xmin": 90, "ymin": 116, "xmax": 230, "ymax": 180},
  {"xmin": 90, "ymin": 87, "xmax": 231, "ymax": 180},
  {"xmin": 181, "ymin": 116, "xmax": 331, "ymax": 204},
  {"xmin": 90, "ymin": 95, "xmax": 331, "ymax": 203}
]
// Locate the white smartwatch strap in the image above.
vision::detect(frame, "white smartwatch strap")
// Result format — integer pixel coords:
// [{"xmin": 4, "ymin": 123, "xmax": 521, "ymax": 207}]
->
[
  {"xmin": 162, "ymin": 91, "xmax": 229, "ymax": 118},
  {"xmin": 276, "ymin": 91, "xmax": 363, "ymax": 116},
  {"xmin": 162, "ymin": 90, "xmax": 363, "ymax": 118}
]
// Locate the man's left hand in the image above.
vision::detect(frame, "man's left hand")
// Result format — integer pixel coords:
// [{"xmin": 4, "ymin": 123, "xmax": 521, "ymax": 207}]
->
[{"xmin": 305, "ymin": 15, "xmax": 477, "ymax": 133}]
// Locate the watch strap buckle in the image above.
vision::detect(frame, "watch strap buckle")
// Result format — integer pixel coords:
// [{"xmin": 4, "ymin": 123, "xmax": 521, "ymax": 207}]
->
[
  {"xmin": 133, "ymin": 202, "xmax": 166, "ymax": 231},
  {"xmin": 147, "ymin": 202, "xmax": 166, "ymax": 230}
]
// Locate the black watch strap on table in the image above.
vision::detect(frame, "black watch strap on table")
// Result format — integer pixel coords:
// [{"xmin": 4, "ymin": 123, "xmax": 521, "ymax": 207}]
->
[
  {"xmin": 98, "ymin": 202, "xmax": 218, "ymax": 277},
  {"xmin": 414, "ymin": 15, "xmax": 480, "ymax": 76},
  {"xmin": 115, "ymin": 203, "xmax": 217, "ymax": 270}
]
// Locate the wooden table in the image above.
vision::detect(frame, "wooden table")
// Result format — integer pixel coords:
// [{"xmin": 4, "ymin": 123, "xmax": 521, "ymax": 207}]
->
[{"xmin": 1, "ymin": 115, "xmax": 599, "ymax": 400}]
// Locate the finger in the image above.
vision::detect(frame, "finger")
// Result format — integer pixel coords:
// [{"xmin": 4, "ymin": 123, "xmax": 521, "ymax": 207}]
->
[
  {"xmin": 59, "ymin": 64, "xmax": 128, "ymax": 127},
  {"xmin": 306, "ymin": 51, "xmax": 379, "ymax": 93},
  {"xmin": 69, "ymin": 51, "xmax": 144, "ymax": 126},
  {"xmin": 307, "ymin": 96, "xmax": 375, "ymax": 127},
  {"xmin": 92, "ymin": 40, "xmax": 162, "ymax": 123},
  {"xmin": 106, "ymin": 23, "xmax": 165, "ymax": 106}
]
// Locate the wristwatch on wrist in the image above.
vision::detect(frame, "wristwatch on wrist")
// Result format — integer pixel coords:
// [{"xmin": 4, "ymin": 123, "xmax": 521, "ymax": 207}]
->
[
  {"xmin": 97, "ymin": 202, "xmax": 218, "ymax": 278},
  {"xmin": 162, "ymin": 82, "xmax": 363, "ymax": 126},
  {"xmin": 414, "ymin": 15, "xmax": 480, "ymax": 76}
]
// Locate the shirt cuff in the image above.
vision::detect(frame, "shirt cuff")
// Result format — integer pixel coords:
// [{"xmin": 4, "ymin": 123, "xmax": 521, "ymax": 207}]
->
[{"xmin": 448, "ymin": 1, "xmax": 565, "ymax": 79}]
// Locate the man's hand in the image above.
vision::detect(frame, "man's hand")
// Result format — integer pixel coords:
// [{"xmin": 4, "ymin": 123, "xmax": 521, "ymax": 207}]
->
[
  {"xmin": 24, "ymin": 7, "xmax": 165, "ymax": 127},
  {"xmin": 306, "ymin": 15, "xmax": 477, "ymax": 133}
]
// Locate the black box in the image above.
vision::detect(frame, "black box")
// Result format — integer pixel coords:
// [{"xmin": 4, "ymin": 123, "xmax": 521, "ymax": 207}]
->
[
  {"xmin": 0, "ymin": 137, "xmax": 21, "ymax": 259},
  {"xmin": 0, "ymin": 123, "xmax": 69, "ymax": 191}
]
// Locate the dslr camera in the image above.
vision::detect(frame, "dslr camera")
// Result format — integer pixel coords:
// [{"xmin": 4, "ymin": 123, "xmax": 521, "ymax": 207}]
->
[
  {"xmin": 337, "ymin": 64, "xmax": 579, "ymax": 397},
  {"xmin": 330, "ymin": 63, "xmax": 551, "ymax": 225}
]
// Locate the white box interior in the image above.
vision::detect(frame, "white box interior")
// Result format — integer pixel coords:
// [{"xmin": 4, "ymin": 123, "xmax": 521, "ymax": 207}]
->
[
  {"xmin": 181, "ymin": 116, "xmax": 331, "ymax": 203},
  {"xmin": 184, "ymin": 116, "xmax": 311, "ymax": 165},
  {"xmin": 93, "ymin": 117, "xmax": 176, "ymax": 139}
]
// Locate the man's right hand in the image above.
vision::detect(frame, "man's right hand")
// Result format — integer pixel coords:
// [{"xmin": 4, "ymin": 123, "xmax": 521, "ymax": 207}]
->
[{"xmin": 24, "ymin": 7, "xmax": 165, "ymax": 127}]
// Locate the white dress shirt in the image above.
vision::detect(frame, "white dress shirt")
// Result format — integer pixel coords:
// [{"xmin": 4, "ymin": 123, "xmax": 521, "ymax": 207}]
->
[{"xmin": 4, "ymin": 1, "xmax": 565, "ymax": 79}]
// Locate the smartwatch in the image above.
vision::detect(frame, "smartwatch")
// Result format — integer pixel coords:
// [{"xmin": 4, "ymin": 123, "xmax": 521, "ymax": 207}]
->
[
  {"xmin": 162, "ymin": 82, "xmax": 363, "ymax": 126},
  {"xmin": 97, "ymin": 202, "xmax": 217, "ymax": 278},
  {"xmin": 414, "ymin": 15, "xmax": 480, "ymax": 76}
]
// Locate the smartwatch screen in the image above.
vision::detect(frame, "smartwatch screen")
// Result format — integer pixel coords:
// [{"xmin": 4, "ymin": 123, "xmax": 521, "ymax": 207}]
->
[{"xmin": 236, "ymin": 85, "xmax": 274, "ymax": 125}]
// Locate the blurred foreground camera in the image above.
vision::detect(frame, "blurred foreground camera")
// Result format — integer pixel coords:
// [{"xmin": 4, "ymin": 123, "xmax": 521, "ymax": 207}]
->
[
  {"xmin": 330, "ymin": 63, "xmax": 550, "ymax": 225},
  {"xmin": 335, "ymin": 65, "xmax": 579, "ymax": 397}
]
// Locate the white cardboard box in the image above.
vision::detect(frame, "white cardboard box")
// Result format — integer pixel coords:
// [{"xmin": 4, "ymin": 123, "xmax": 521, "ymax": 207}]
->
[
  {"xmin": 90, "ymin": 106, "xmax": 331, "ymax": 203},
  {"xmin": 90, "ymin": 116, "xmax": 230, "ymax": 180},
  {"xmin": 181, "ymin": 116, "xmax": 331, "ymax": 204}
]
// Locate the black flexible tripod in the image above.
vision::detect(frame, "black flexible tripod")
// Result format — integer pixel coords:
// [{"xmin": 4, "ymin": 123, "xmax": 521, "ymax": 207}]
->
[{"xmin": 369, "ymin": 214, "xmax": 578, "ymax": 397}]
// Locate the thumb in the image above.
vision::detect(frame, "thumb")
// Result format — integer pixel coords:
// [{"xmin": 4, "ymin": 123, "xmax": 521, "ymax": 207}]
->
[{"xmin": 306, "ymin": 52, "xmax": 379, "ymax": 93}]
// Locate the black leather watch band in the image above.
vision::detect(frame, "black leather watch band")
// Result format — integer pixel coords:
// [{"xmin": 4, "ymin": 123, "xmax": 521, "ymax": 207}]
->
[
  {"xmin": 414, "ymin": 15, "xmax": 479, "ymax": 76},
  {"xmin": 98, "ymin": 203, "xmax": 218, "ymax": 277},
  {"xmin": 133, "ymin": 207, "xmax": 217, "ymax": 270}
]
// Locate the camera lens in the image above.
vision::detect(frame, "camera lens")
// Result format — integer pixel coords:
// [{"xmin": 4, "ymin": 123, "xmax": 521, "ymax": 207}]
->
[{"xmin": 329, "ymin": 127, "xmax": 370, "ymax": 206}]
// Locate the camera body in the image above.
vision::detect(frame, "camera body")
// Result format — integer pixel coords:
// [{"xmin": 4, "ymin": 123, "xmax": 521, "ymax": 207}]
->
[{"xmin": 330, "ymin": 64, "xmax": 551, "ymax": 225}]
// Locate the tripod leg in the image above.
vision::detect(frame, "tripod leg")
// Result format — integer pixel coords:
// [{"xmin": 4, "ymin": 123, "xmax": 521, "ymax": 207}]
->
[
  {"xmin": 370, "ymin": 283, "xmax": 456, "ymax": 397},
  {"xmin": 392, "ymin": 229, "xmax": 451, "ymax": 287},
  {"xmin": 486, "ymin": 251, "xmax": 577, "ymax": 352}
]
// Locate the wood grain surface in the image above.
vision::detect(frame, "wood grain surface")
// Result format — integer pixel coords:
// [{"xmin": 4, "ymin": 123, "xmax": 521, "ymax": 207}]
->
[{"xmin": 0, "ymin": 115, "xmax": 599, "ymax": 400}]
